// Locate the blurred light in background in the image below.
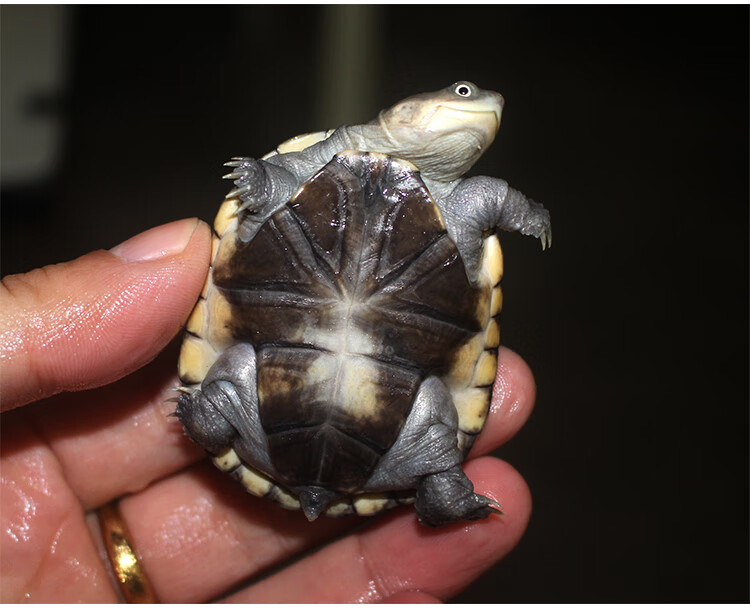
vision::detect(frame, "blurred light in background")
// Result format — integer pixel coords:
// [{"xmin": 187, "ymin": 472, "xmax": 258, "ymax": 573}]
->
[{"xmin": 1, "ymin": 5, "xmax": 70, "ymax": 188}]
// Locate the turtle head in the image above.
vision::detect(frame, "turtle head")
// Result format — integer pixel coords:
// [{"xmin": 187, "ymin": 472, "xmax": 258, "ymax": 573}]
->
[{"xmin": 373, "ymin": 81, "xmax": 504, "ymax": 181}]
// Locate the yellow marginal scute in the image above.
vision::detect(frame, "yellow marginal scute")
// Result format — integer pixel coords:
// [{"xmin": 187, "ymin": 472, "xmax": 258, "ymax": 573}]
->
[
  {"xmin": 262, "ymin": 129, "xmax": 334, "ymax": 159},
  {"xmin": 326, "ymin": 499, "xmax": 354, "ymax": 516},
  {"xmin": 235, "ymin": 464, "xmax": 274, "ymax": 498},
  {"xmin": 206, "ymin": 289, "xmax": 234, "ymax": 349},
  {"xmin": 490, "ymin": 287, "xmax": 503, "ymax": 317},
  {"xmin": 447, "ymin": 235, "xmax": 504, "ymax": 444},
  {"xmin": 484, "ymin": 318, "xmax": 500, "ymax": 348},
  {"xmin": 270, "ymin": 485, "xmax": 301, "ymax": 510},
  {"xmin": 214, "ymin": 198, "xmax": 240, "ymax": 237},
  {"xmin": 178, "ymin": 334, "xmax": 219, "ymax": 384},
  {"xmin": 480, "ymin": 234, "xmax": 503, "ymax": 286},
  {"xmin": 213, "ymin": 228, "xmax": 238, "ymax": 272},
  {"xmin": 446, "ymin": 333, "xmax": 485, "ymax": 388},
  {"xmin": 185, "ymin": 299, "xmax": 208, "ymax": 338},
  {"xmin": 453, "ymin": 387, "xmax": 492, "ymax": 434},
  {"xmin": 200, "ymin": 266, "xmax": 212, "ymax": 299},
  {"xmin": 353, "ymin": 494, "xmax": 391, "ymax": 516},
  {"xmin": 213, "ymin": 448, "xmax": 241, "ymax": 472},
  {"xmin": 472, "ymin": 351, "xmax": 498, "ymax": 387}
]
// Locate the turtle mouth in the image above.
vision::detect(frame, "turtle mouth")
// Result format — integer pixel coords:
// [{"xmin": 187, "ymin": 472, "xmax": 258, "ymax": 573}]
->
[
  {"xmin": 440, "ymin": 106, "xmax": 501, "ymax": 130},
  {"xmin": 424, "ymin": 105, "xmax": 501, "ymax": 142}
]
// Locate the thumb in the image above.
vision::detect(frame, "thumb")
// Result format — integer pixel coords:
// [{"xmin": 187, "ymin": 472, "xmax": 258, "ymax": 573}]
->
[{"xmin": 0, "ymin": 218, "xmax": 212, "ymax": 410}]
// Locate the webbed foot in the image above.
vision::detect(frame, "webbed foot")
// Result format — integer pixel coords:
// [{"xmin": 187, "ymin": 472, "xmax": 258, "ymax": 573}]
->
[
  {"xmin": 223, "ymin": 157, "xmax": 268, "ymax": 214},
  {"xmin": 223, "ymin": 156, "xmax": 299, "ymax": 219},
  {"xmin": 175, "ymin": 384, "xmax": 237, "ymax": 454},
  {"xmin": 415, "ymin": 466, "xmax": 503, "ymax": 528}
]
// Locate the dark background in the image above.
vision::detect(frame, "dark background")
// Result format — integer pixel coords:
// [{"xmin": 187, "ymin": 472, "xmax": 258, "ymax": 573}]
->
[{"xmin": 2, "ymin": 5, "xmax": 747, "ymax": 603}]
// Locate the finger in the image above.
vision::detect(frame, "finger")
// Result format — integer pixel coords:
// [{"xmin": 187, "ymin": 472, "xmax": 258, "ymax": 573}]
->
[
  {"xmin": 222, "ymin": 457, "xmax": 531, "ymax": 603},
  {"xmin": 0, "ymin": 218, "xmax": 211, "ymax": 410},
  {"xmin": 18, "ymin": 343, "xmax": 203, "ymax": 510},
  {"xmin": 116, "ymin": 461, "xmax": 360, "ymax": 603},
  {"xmin": 468, "ymin": 346, "xmax": 537, "ymax": 458},
  {"xmin": 382, "ymin": 591, "xmax": 442, "ymax": 603},
  {"xmin": 1, "ymin": 417, "xmax": 117, "ymax": 602}
]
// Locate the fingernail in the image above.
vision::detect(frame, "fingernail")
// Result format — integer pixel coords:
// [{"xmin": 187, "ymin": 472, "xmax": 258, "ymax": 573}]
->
[{"xmin": 110, "ymin": 218, "xmax": 200, "ymax": 262}]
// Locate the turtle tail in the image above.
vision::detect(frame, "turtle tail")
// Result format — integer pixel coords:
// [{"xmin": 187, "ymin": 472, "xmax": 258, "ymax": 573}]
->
[{"xmin": 296, "ymin": 486, "xmax": 340, "ymax": 521}]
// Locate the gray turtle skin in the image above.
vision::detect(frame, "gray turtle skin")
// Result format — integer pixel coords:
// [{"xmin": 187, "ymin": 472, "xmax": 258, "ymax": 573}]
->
[{"xmin": 176, "ymin": 82, "xmax": 551, "ymax": 527}]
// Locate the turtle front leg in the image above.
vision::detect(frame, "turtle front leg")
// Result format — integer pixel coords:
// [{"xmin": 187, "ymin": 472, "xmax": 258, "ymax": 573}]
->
[
  {"xmin": 441, "ymin": 176, "xmax": 551, "ymax": 280},
  {"xmin": 223, "ymin": 157, "xmax": 300, "ymax": 215},
  {"xmin": 449, "ymin": 176, "xmax": 551, "ymax": 247}
]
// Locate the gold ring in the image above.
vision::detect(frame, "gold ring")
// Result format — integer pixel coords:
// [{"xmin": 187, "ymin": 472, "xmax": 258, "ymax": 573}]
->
[{"xmin": 98, "ymin": 501, "xmax": 158, "ymax": 603}]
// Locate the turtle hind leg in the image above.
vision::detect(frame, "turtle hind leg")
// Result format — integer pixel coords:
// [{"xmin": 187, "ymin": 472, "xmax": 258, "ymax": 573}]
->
[
  {"xmin": 415, "ymin": 465, "xmax": 503, "ymax": 528},
  {"xmin": 175, "ymin": 389, "xmax": 237, "ymax": 454},
  {"xmin": 361, "ymin": 376, "xmax": 500, "ymax": 527},
  {"xmin": 175, "ymin": 343, "xmax": 275, "ymax": 475},
  {"xmin": 295, "ymin": 486, "xmax": 341, "ymax": 521}
]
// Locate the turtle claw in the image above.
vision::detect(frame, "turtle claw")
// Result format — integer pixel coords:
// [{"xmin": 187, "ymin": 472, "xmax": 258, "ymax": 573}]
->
[
  {"xmin": 224, "ymin": 157, "xmax": 256, "ymax": 169},
  {"xmin": 221, "ymin": 157, "xmax": 267, "ymax": 210},
  {"xmin": 226, "ymin": 184, "xmax": 251, "ymax": 199},
  {"xmin": 479, "ymin": 493, "xmax": 505, "ymax": 516},
  {"xmin": 235, "ymin": 198, "xmax": 258, "ymax": 214},
  {"xmin": 170, "ymin": 385, "xmax": 197, "ymax": 395},
  {"xmin": 540, "ymin": 224, "xmax": 552, "ymax": 251},
  {"xmin": 517, "ymin": 199, "xmax": 551, "ymax": 250},
  {"xmin": 415, "ymin": 466, "xmax": 505, "ymax": 527}
]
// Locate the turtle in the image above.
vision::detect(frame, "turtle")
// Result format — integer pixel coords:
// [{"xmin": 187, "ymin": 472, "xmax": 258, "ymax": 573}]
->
[{"xmin": 175, "ymin": 81, "xmax": 551, "ymax": 527}]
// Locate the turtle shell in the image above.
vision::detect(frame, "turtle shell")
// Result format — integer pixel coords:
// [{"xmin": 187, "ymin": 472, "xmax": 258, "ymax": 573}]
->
[
  {"xmin": 260, "ymin": 129, "xmax": 336, "ymax": 160},
  {"xmin": 177, "ymin": 150, "xmax": 503, "ymax": 516}
]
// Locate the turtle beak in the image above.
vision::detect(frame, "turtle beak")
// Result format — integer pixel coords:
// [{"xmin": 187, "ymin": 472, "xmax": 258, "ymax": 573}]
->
[
  {"xmin": 476, "ymin": 91, "xmax": 504, "ymax": 131},
  {"xmin": 491, "ymin": 92, "xmax": 504, "ymax": 127},
  {"xmin": 426, "ymin": 106, "xmax": 500, "ymax": 143}
]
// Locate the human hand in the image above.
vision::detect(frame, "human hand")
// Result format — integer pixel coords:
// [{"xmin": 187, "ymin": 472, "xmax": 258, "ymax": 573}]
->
[{"xmin": 1, "ymin": 217, "xmax": 535, "ymax": 603}]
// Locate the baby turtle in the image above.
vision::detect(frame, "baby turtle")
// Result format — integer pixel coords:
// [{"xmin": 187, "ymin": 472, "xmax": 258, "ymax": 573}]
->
[{"xmin": 175, "ymin": 82, "xmax": 550, "ymax": 527}]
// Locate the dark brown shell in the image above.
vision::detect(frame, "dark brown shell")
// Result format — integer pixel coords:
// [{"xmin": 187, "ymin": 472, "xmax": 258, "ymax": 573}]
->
[
  {"xmin": 212, "ymin": 152, "xmax": 483, "ymax": 492},
  {"xmin": 177, "ymin": 150, "xmax": 503, "ymax": 514}
]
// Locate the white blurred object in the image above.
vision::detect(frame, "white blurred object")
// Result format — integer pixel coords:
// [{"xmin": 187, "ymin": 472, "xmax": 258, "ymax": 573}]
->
[
  {"xmin": 1, "ymin": 5, "xmax": 69, "ymax": 187},
  {"xmin": 316, "ymin": 5, "xmax": 382, "ymax": 128}
]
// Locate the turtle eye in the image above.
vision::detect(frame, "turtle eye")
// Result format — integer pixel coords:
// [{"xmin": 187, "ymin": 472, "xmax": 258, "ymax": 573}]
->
[{"xmin": 455, "ymin": 83, "xmax": 472, "ymax": 97}]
